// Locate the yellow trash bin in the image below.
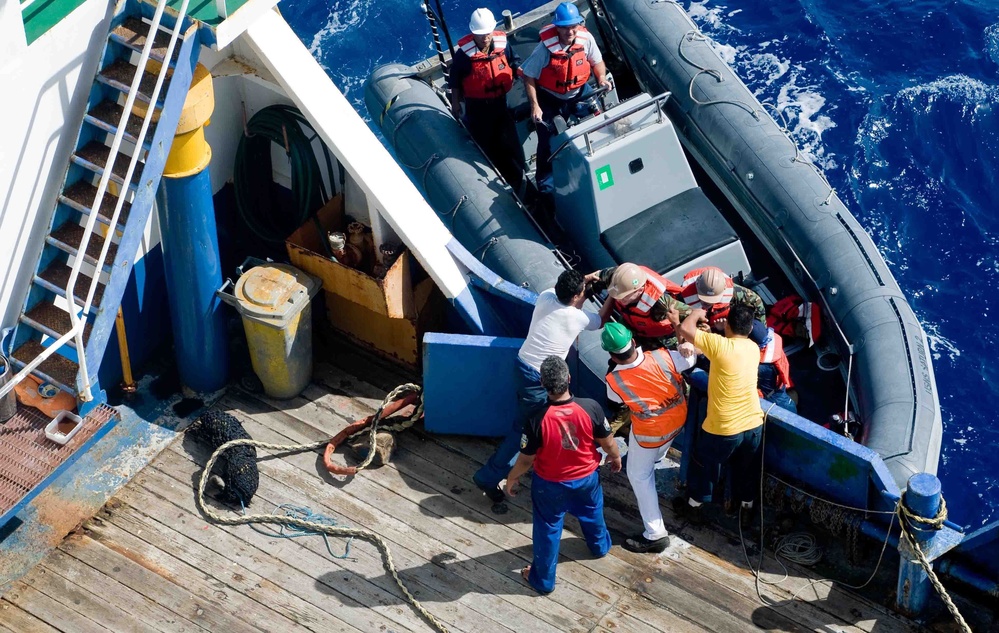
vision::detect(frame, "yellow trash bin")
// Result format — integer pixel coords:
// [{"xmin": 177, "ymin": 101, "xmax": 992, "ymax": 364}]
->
[{"xmin": 223, "ymin": 263, "xmax": 321, "ymax": 399}]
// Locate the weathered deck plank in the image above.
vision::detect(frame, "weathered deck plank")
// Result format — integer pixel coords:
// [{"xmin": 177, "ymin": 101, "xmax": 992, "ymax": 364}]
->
[
  {"xmin": 0, "ymin": 599, "xmax": 62, "ymax": 633},
  {"xmin": 62, "ymin": 531, "xmax": 259, "ymax": 633},
  {"xmin": 158, "ymin": 440, "xmax": 524, "ymax": 633}
]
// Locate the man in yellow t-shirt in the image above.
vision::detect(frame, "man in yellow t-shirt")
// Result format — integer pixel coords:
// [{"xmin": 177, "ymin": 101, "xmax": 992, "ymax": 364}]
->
[{"xmin": 673, "ymin": 304, "xmax": 764, "ymax": 524}]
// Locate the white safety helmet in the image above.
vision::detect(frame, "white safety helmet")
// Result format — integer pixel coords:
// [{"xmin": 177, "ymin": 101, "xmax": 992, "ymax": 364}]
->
[{"xmin": 469, "ymin": 8, "xmax": 497, "ymax": 35}]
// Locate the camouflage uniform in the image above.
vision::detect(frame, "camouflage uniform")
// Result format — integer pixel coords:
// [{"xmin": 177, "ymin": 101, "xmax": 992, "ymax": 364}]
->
[{"xmin": 594, "ymin": 266, "xmax": 691, "ymax": 350}]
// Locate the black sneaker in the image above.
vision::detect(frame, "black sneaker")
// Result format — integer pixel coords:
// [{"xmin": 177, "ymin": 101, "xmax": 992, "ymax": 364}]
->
[
  {"xmin": 473, "ymin": 479, "xmax": 506, "ymax": 504},
  {"xmin": 622, "ymin": 534, "xmax": 669, "ymax": 553},
  {"xmin": 671, "ymin": 496, "xmax": 704, "ymax": 525}
]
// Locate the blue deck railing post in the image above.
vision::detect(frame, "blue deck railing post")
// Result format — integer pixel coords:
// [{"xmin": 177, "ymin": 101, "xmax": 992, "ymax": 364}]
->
[{"xmin": 895, "ymin": 472, "xmax": 941, "ymax": 617}]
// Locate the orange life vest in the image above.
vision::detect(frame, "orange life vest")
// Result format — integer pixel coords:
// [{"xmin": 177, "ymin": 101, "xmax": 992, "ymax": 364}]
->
[
  {"xmin": 680, "ymin": 266, "xmax": 735, "ymax": 326},
  {"xmin": 536, "ymin": 24, "xmax": 592, "ymax": 94},
  {"xmin": 606, "ymin": 349, "xmax": 687, "ymax": 448},
  {"xmin": 759, "ymin": 328, "xmax": 792, "ymax": 394},
  {"xmin": 614, "ymin": 266, "xmax": 684, "ymax": 338},
  {"xmin": 767, "ymin": 295, "xmax": 821, "ymax": 347},
  {"xmin": 457, "ymin": 32, "xmax": 515, "ymax": 100}
]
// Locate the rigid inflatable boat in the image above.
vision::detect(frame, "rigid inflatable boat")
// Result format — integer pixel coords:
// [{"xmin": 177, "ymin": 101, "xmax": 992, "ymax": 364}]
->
[{"xmin": 364, "ymin": 0, "xmax": 941, "ymax": 489}]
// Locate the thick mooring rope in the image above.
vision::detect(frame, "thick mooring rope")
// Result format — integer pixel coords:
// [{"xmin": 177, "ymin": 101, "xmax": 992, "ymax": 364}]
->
[
  {"xmin": 195, "ymin": 384, "xmax": 449, "ymax": 633},
  {"xmin": 897, "ymin": 495, "xmax": 972, "ymax": 633}
]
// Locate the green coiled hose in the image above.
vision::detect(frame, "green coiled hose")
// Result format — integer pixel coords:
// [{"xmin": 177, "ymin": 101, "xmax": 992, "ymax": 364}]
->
[{"xmin": 233, "ymin": 104, "xmax": 338, "ymax": 244}]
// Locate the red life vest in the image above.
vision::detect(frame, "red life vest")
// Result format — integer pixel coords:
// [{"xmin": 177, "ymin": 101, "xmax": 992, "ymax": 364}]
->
[
  {"xmin": 680, "ymin": 266, "xmax": 735, "ymax": 326},
  {"xmin": 536, "ymin": 24, "xmax": 592, "ymax": 95},
  {"xmin": 759, "ymin": 328, "xmax": 793, "ymax": 392},
  {"xmin": 606, "ymin": 349, "xmax": 687, "ymax": 448},
  {"xmin": 614, "ymin": 266, "xmax": 684, "ymax": 338},
  {"xmin": 532, "ymin": 399, "xmax": 601, "ymax": 482},
  {"xmin": 457, "ymin": 32, "xmax": 515, "ymax": 100},
  {"xmin": 767, "ymin": 295, "xmax": 821, "ymax": 347}
]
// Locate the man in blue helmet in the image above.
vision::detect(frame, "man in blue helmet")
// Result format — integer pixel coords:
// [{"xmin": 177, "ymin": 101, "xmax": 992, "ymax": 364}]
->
[{"xmin": 521, "ymin": 1, "xmax": 611, "ymax": 193}]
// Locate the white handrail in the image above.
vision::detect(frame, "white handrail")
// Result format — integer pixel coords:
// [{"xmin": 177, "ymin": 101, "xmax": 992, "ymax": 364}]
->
[{"xmin": 0, "ymin": 0, "xmax": 191, "ymax": 402}]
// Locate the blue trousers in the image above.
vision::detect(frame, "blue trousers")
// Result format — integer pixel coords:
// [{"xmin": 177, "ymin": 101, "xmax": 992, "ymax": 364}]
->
[
  {"xmin": 764, "ymin": 387, "xmax": 797, "ymax": 414},
  {"xmin": 534, "ymin": 83, "xmax": 595, "ymax": 192},
  {"xmin": 688, "ymin": 425, "xmax": 764, "ymax": 505},
  {"xmin": 529, "ymin": 470, "xmax": 610, "ymax": 593},
  {"xmin": 474, "ymin": 358, "xmax": 547, "ymax": 489}
]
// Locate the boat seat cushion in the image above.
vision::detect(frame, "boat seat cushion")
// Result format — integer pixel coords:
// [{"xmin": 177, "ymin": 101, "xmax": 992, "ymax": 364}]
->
[{"xmin": 600, "ymin": 187, "xmax": 738, "ymax": 276}]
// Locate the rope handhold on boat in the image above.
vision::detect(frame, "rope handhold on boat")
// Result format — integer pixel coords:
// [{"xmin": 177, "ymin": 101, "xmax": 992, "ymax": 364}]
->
[
  {"xmin": 323, "ymin": 383, "xmax": 424, "ymax": 475},
  {"xmin": 195, "ymin": 384, "xmax": 448, "ymax": 632}
]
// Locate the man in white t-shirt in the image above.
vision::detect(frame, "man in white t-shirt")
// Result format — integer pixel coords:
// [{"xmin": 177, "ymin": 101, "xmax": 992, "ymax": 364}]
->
[{"xmin": 473, "ymin": 269, "xmax": 602, "ymax": 508}]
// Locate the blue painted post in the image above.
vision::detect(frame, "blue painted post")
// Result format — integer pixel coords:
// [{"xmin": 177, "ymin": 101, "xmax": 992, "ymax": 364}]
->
[
  {"xmin": 896, "ymin": 472, "xmax": 942, "ymax": 618},
  {"xmin": 155, "ymin": 63, "xmax": 228, "ymax": 394}
]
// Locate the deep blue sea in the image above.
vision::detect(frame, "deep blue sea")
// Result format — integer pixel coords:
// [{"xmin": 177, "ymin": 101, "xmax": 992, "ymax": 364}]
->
[{"xmin": 282, "ymin": 0, "xmax": 999, "ymax": 528}]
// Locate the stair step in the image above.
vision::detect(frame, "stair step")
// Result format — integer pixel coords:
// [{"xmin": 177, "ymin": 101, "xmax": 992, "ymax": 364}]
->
[
  {"xmin": 72, "ymin": 141, "xmax": 144, "ymax": 190},
  {"xmin": 10, "ymin": 340, "xmax": 79, "ymax": 394},
  {"xmin": 60, "ymin": 180, "xmax": 131, "ymax": 228},
  {"xmin": 85, "ymin": 100, "xmax": 157, "ymax": 150},
  {"xmin": 35, "ymin": 262, "xmax": 106, "ymax": 306},
  {"xmin": 110, "ymin": 17, "xmax": 176, "ymax": 65},
  {"xmin": 47, "ymin": 223, "xmax": 119, "ymax": 272},
  {"xmin": 21, "ymin": 304, "xmax": 92, "ymax": 349},
  {"xmin": 96, "ymin": 58, "xmax": 169, "ymax": 108}
]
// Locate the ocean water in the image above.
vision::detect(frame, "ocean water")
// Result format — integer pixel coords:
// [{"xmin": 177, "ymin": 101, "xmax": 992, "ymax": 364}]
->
[{"xmin": 282, "ymin": 0, "xmax": 999, "ymax": 528}]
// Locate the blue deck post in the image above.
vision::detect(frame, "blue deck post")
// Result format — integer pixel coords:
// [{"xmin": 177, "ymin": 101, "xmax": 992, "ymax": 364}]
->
[
  {"xmin": 155, "ymin": 63, "xmax": 228, "ymax": 394},
  {"xmin": 896, "ymin": 472, "xmax": 941, "ymax": 617}
]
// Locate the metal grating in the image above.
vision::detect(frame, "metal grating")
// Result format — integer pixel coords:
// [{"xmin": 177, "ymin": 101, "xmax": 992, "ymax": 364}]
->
[
  {"xmin": 98, "ymin": 59, "xmax": 170, "ymax": 105},
  {"xmin": 49, "ymin": 222, "xmax": 119, "ymax": 267},
  {"xmin": 74, "ymin": 141, "xmax": 144, "ymax": 186},
  {"xmin": 87, "ymin": 99, "xmax": 158, "ymax": 150},
  {"xmin": 111, "ymin": 17, "xmax": 175, "ymax": 64},
  {"xmin": 37, "ymin": 262, "xmax": 106, "ymax": 306},
  {"xmin": 0, "ymin": 404, "xmax": 117, "ymax": 515},
  {"xmin": 10, "ymin": 340, "xmax": 79, "ymax": 389},
  {"xmin": 62, "ymin": 180, "xmax": 132, "ymax": 226},
  {"xmin": 23, "ymin": 303, "xmax": 93, "ymax": 345}
]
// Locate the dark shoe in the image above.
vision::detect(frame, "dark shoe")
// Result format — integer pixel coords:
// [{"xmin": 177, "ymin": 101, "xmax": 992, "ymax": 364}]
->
[
  {"xmin": 473, "ymin": 478, "xmax": 506, "ymax": 504},
  {"xmin": 622, "ymin": 534, "xmax": 669, "ymax": 553},
  {"xmin": 671, "ymin": 496, "xmax": 704, "ymax": 525}
]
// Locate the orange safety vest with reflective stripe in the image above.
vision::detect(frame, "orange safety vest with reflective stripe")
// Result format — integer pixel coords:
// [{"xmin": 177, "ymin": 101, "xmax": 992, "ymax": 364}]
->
[
  {"xmin": 759, "ymin": 328, "xmax": 792, "ymax": 393},
  {"xmin": 457, "ymin": 32, "xmax": 515, "ymax": 100},
  {"xmin": 606, "ymin": 349, "xmax": 687, "ymax": 448},
  {"xmin": 536, "ymin": 24, "xmax": 592, "ymax": 94},
  {"xmin": 614, "ymin": 266, "xmax": 684, "ymax": 338},
  {"xmin": 679, "ymin": 266, "xmax": 735, "ymax": 326}
]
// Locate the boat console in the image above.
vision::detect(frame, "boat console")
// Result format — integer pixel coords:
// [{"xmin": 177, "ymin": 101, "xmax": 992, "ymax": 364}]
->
[{"xmin": 549, "ymin": 92, "xmax": 751, "ymax": 281}]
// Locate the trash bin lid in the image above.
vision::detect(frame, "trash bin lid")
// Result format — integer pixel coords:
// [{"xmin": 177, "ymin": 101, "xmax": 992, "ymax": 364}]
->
[{"xmin": 233, "ymin": 263, "xmax": 321, "ymax": 322}]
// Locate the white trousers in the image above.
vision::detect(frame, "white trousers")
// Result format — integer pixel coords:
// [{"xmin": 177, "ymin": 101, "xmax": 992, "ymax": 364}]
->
[{"xmin": 626, "ymin": 430, "xmax": 674, "ymax": 540}]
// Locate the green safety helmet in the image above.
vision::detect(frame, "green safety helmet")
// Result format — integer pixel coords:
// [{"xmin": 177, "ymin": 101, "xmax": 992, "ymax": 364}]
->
[{"xmin": 601, "ymin": 322, "xmax": 634, "ymax": 354}]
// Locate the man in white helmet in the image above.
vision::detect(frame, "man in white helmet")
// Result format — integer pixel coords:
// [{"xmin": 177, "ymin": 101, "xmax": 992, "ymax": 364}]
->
[{"xmin": 450, "ymin": 8, "xmax": 526, "ymax": 190}]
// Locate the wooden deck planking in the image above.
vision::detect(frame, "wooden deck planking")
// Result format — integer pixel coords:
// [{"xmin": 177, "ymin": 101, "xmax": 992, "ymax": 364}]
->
[
  {"xmin": 0, "ymin": 599, "xmax": 62, "ymax": 633},
  {"xmin": 5, "ymin": 358, "xmax": 924, "ymax": 633}
]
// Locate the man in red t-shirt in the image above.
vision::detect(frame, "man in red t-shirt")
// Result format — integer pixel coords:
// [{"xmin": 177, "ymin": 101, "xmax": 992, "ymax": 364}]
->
[{"xmin": 505, "ymin": 356, "xmax": 622, "ymax": 594}]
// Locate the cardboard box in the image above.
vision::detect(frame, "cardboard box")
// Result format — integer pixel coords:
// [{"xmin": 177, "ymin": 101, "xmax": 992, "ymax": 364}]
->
[{"xmin": 286, "ymin": 196, "xmax": 445, "ymax": 367}]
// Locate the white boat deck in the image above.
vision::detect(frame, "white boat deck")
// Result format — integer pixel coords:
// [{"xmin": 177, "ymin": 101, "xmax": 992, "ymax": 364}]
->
[{"xmin": 0, "ymin": 352, "xmax": 928, "ymax": 633}]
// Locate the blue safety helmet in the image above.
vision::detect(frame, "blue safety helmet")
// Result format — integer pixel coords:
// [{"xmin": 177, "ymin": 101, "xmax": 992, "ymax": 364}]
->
[{"xmin": 552, "ymin": 2, "xmax": 583, "ymax": 27}]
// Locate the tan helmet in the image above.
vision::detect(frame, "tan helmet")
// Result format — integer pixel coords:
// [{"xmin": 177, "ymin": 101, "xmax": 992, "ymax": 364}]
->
[
  {"xmin": 607, "ymin": 263, "xmax": 646, "ymax": 300},
  {"xmin": 695, "ymin": 267, "xmax": 729, "ymax": 304}
]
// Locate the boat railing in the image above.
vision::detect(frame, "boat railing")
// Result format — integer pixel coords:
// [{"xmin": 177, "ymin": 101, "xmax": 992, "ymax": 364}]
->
[
  {"xmin": 549, "ymin": 91, "xmax": 671, "ymax": 161},
  {"xmin": 0, "ymin": 0, "xmax": 193, "ymax": 403}
]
